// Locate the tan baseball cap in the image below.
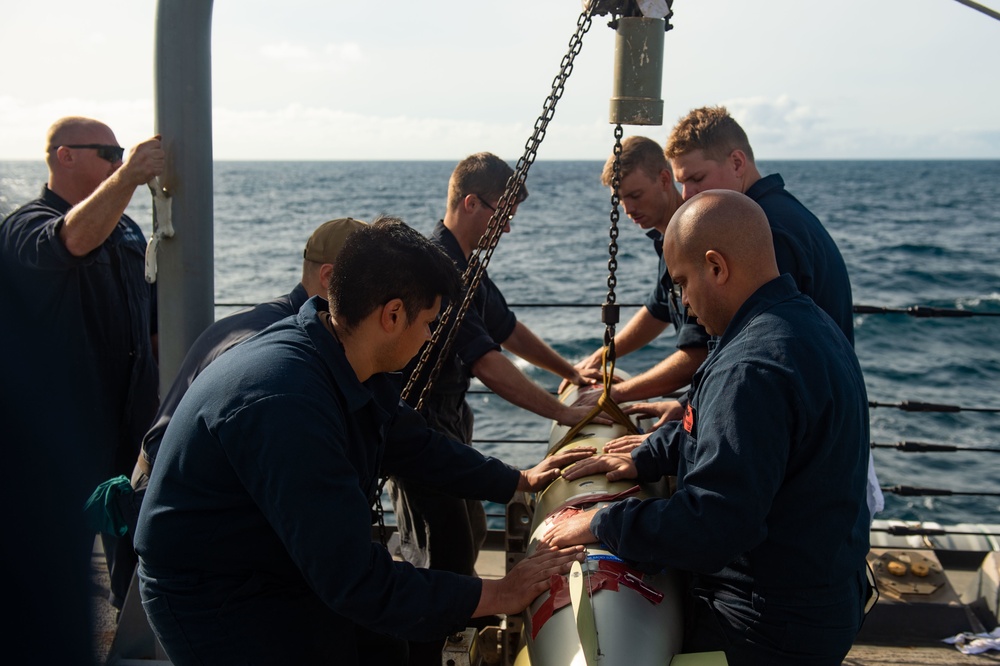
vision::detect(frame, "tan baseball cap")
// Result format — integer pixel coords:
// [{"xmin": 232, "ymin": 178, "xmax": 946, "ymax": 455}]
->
[{"xmin": 303, "ymin": 217, "xmax": 367, "ymax": 263}]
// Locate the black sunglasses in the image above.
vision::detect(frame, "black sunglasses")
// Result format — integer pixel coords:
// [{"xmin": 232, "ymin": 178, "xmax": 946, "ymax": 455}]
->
[
  {"xmin": 62, "ymin": 144, "xmax": 125, "ymax": 163},
  {"xmin": 668, "ymin": 282, "xmax": 687, "ymax": 331},
  {"xmin": 474, "ymin": 194, "xmax": 513, "ymax": 221}
]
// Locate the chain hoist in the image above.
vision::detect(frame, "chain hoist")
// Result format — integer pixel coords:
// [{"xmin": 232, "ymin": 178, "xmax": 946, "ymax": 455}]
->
[
  {"xmin": 545, "ymin": 2, "xmax": 676, "ymax": 454},
  {"xmin": 376, "ymin": 6, "xmax": 598, "ymax": 547},
  {"xmin": 381, "ymin": 1, "xmax": 676, "ymax": 538},
  {"xmin": 602, "ymin": 125, "xmax": 624, "ymax": 380},
  {"xmin": 545, "ymin": 124, "xmax": 639, "ymax": 456},
  {"xmin": 402, "ymin": 6, "xmax": 596, "ymax": 410}
]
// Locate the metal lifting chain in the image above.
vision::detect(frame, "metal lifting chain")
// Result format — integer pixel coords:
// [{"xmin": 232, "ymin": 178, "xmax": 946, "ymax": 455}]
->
[
  {"xmin": 603, "ymin": 124, "xmax": 624, "ymax": 374},
  {"xmin": 402, "ymin": 6, "xmax": 596, "ymax": 410},
  {"xmin": 543, "ymin": 124, "xmax": 638, "ymax": 457},
  {"xmin": 377, "ymin": 7, "xmax": 596, "ymax": 547}
]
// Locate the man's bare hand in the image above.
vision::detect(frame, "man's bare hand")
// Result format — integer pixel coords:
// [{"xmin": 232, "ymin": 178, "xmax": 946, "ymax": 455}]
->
[
  {"xmin": 603, "ymin": 433, "xmax": 649, "ymax": 454},
  {"xmin": 559, "ymin": 348, "xmax": 606, "ymax": 393},
  {"xmin": 558, "ymin": 403, "xmax": 612, "ymax": 427},
  {"xmin": 561, "ymin": 452, "xmax": 637, "ymax": 482},
  {"xmin": 120, "ymin": 135, "xmax": 165, "ymax": 187},
  {"xmin": 519, "ymin": 447, "xmax": 597, "ymax": 492},
  {"xmin": 566, "ymin": 384, "xmax": 604, "ymax": 409},
  {"xmin": 538, "ymin": 507, "xmax": 600, "ymax": 548},
  {"xmin": 566, "ymin": 369, "xmax": 597, "ymax": 388},
  {"xmin": 475, "ymin": 545, "xmax": 585, "ymax": 617},
  {"xmin": 622, "ymin": 400, "xmax": 683, "ymax": 431}
]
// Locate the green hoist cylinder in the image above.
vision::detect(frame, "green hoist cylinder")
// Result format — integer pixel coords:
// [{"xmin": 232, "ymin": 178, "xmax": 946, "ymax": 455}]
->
[{"xmin": 609, "ymin": 16, "xmax": 665, "ymax": 126}]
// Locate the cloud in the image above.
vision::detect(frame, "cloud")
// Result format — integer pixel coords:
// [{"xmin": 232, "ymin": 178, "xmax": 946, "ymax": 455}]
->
[
  {"xmin": 0, "ymin": 97, "xmax": 156, "ymax": 159},
  {"xmin": 702, "ymin": 94, "xmax": 1000, "ymax": 159},
  {"xmin": 719, "ymin": 95, "xmax": 827, "ymax": 159},
  {"xmin": 258, "ymin": 41, "xmax": 364, "ymax": 73},
  {"xmin": 210, "ymin": 104, "xmax": 623, "ymax": 160},
  {"xmin": 260, "ymin": 42, "xmax": 310, "ymax": 61},
  {"xmin": 2, "ymin": 94, "xmax": 999, "ymax": 161}
]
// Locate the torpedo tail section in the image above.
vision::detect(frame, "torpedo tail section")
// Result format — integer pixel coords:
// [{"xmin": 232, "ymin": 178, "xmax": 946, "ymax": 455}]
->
[{"xmin": 518, "ymin": 380, "xmax": 686, "ymax": 665}]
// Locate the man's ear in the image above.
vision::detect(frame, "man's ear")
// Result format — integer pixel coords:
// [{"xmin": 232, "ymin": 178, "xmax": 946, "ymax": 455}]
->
[
  {"xmin": 658, "ymin": 168, "xmax": 675, "ymax": 191},
  {"xmin": 380, "ymin": 298, "xmax": 406, "ymax": 332},
  {"xmin": 704, "ymin": 249, "xmax": 729, "ymax": 284},
  {"xmin": 55, "ymin": 146, "xmax": 74, "ymax": 167},
  {"xmin": 462, "ymin": 193, "xmax": 478, "ymax": 213},
  {"xmin": 729, "ymin": 149, "xmax": 748, "ymax": 178},
  {"xmin": 319, "ymin": 263, "xmax": 335, "ymax": 293}
]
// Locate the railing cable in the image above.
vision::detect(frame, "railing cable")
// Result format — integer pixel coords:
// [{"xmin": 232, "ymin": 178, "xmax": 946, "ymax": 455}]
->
[
  {"xmin": 869, "ymin": 400, "xmax": 1000, "ymax": 413},
  {"xmin": 872, "ymin": 440, "xmax": 1000, "ymax": 454},
  {"xmin": 854, "ymin": 304, "xmax": 1000, "ymax": 318},
  {"xmin": 872, "ymin": 524, "xmax": 1000, "ymax": 538},
  {"xmin": 215, "ymin": 300, "xmax": 1000, "ymax": 317},
  {"xmin": 882, "ymin": 485, "xmax": 1000, "ymax": 498}
]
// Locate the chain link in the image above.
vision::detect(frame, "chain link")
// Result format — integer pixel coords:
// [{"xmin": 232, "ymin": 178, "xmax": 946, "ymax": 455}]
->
[
  {"xmin": 603, "ymin": 125, "xmax": 624, "ymax": 355},
  {"xmin": 379, "ymin": 8, "xmax": 596, "ymax": 547},
  {"xmin": 403, "ymin": 7, "xmax": 595, "ymax": 410}
]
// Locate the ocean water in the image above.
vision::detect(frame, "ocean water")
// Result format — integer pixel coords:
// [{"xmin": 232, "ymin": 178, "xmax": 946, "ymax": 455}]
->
[{"xmin": 2, "ymin": 159, "xmax": 998, "ymax": 527}]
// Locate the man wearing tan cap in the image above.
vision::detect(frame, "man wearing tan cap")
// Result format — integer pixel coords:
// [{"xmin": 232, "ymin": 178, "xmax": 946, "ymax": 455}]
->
[
  {"xmin": 132, "ymin": 216, "xmax": 367, "ymax": 495},
  {"xmin": 107, "ymin": 218, "xmax": 366, "ymax": 610}
]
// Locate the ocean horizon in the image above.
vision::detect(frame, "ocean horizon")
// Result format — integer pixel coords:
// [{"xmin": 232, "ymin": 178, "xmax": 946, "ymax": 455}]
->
[{"xmin": 2, "ymin": 158, "xmax": 998, "ymax": 527}]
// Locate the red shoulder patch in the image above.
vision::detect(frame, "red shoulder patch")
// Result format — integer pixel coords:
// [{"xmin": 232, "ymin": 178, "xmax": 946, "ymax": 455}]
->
[{"xmin": 682, "ymin": 403, "xmax": 695, "ymax": 433}]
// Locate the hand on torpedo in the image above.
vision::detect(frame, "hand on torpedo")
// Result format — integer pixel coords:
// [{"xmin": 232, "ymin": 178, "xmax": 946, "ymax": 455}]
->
[
  {"xmin": 565, "ymin": 382, "xmax": 628, "ymax": 412},
  {"xmin": 561, "ymin": 452, "xmax": 637, "ymax": 483},
  {"xmin": 538, "ymin": 506, "xmax": 600, "ymax": 549},
  {"xmin": 519, "ymin": 447, "xmax": 597, "ymax": 492},
  {"xmin": 559, "ymin": 348, "xmax": 624, "ymax": 393},
  {"xmin": 622, "ymin": 400, "xmax": 683, "ymax": 431},
  {"xmin": 566, "ymin": 368, "xmax": 598, "ymax": 388},
  {"xmin": 474, "ymin": 545, "xmax": 586, "ymax": 617},
  {"xmin": 558, "ymin": 402, "xmax": 613, "ymax": 427},
  {"xmin": 603, "ymin": 433, "xmax": 650, "ymax": 454}
]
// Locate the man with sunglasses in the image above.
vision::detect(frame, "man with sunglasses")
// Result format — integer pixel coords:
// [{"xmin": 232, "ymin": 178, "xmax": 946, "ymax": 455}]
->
[{"xmin": 0, "ymin": 116, "xmax": 164, "ymax": 612}]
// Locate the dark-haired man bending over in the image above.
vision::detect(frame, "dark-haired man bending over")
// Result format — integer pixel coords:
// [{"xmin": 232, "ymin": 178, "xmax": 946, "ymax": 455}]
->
[{"xmin": 135, "ymin": 217, "xmax": 588, "ymax": 665}]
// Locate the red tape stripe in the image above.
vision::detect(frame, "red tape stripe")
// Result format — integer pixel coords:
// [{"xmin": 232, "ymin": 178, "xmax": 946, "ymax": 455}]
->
[{"xmin": 528, "ymin": 557, "xmax": 663, "ymax": 640}]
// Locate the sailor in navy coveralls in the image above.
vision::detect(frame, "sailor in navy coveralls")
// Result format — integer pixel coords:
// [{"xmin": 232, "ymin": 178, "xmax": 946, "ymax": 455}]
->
[{"xmin": 543, "ymin": 191, "xmax": 871, "ymax": 666}]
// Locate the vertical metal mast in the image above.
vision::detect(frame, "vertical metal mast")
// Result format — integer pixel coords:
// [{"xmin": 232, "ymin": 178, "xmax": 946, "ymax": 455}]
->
[{"xmin": 153, "ymin": 0, "xmax": 216, "ymax": 392}]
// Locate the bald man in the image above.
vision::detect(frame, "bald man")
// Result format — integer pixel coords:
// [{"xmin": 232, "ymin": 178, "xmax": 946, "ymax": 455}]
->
[
  {"xmin": 0, "ymin": 117, "xmax": 164, "ymax": 610},
  {"xmin": 542, "ymin": 190, "xmax": 872, "ymax": 665}
]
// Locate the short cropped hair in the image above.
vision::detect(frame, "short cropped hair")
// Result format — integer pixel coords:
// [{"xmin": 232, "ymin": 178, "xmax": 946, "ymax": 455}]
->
[
  {"xmin": 665, "ymin": 106, "xmax": 755, "ymax": 163},
  {"xmin": 329, "ymin": 216, "xmax": 462, "ymax": 330},
  {"xmin": 446, "ymin": 152, "xmax": 528, "ymax": 212},
  {"xmin": 44, "ymin": 116, "xmax": 109, "ymax": 169},
  {"xmin": 600, "ymin": 136, "xmax": 669, "ymax": 187}
]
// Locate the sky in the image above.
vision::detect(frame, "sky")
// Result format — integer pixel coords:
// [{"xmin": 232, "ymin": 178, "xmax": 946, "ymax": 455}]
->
[{"xmin": 2, "ymin": 0, "xmax": 999, "ymax": 161}]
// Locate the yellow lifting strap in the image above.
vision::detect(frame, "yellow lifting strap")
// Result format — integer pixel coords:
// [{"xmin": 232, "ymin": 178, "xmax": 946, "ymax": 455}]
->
[{"xmin": 546, "ymin": 346, "xmax": 639, "ymax": 457}]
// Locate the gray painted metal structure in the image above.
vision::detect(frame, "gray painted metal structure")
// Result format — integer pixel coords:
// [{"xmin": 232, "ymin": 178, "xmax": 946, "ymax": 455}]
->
[
  {"xmin": 104, "ymin": 3, "xmax": 217, "ymax": 660},
  {"xmin": 153, "ymin": 0, "xmax": 216, "ymax": 394}
]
